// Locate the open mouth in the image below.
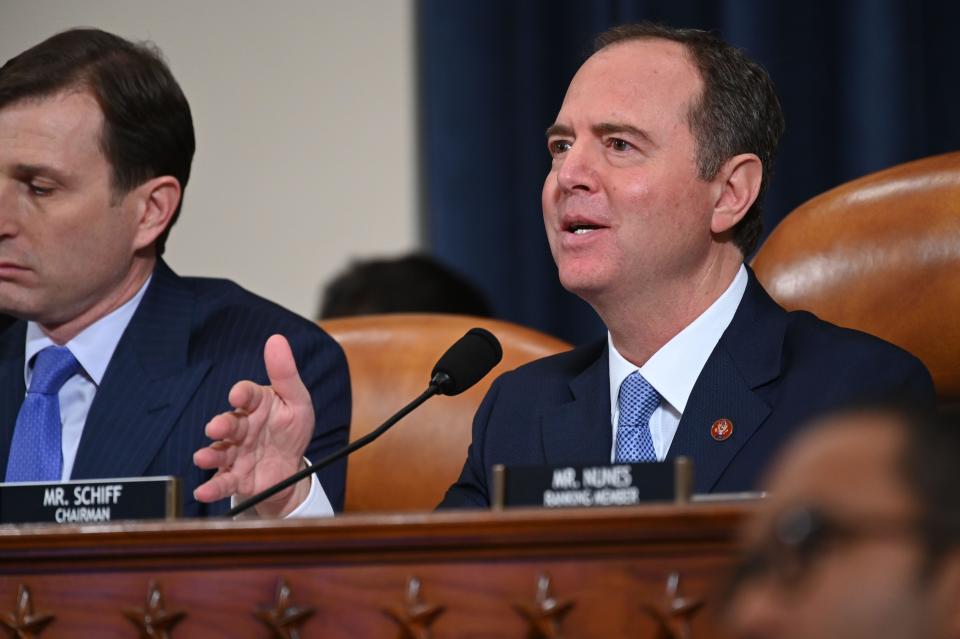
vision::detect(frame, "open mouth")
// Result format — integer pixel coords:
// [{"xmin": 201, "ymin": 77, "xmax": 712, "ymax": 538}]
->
[{"xmin": 566, "ymin": 223, "xmax": 604, "ymax": 235}]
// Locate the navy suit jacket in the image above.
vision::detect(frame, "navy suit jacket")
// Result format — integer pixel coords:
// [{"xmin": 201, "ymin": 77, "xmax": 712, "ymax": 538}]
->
[
  {"xmin": 440, "ymin": 271, "xmax": 935, "ymax": 508},
  {"xmin": 0, "ymin": 260, "xmax": 351, "ymax": 517}
]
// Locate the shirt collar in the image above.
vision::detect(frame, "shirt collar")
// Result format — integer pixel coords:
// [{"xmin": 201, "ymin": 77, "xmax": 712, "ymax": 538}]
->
[
  {"xmin": 608, "ymin": 264, "xmax": 748, "ymax": 414},
  {"xmin": 24, "ymin": 275, "xmax": 153, "ymax": 386}
]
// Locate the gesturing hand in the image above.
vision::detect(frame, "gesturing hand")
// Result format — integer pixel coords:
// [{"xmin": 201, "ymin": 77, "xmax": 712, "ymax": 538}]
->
[{"xmin": 193, "ymin": 334, "xmax": 316, "ymax": 517}]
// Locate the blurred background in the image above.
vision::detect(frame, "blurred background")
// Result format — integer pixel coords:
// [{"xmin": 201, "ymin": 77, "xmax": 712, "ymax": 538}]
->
[{"xmin": 2, "ymin": 0, "xmax": 958, "ymax": 345}]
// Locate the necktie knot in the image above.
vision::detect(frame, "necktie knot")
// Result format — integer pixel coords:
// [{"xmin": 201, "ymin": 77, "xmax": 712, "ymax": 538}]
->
[
  {"xmin": 615, "ymin": 371, "xmax": 661, "ymax": 464},
  {"xmin": 29, "ymin": 346, "xmax": 81, "ymax": 395},
  {"xmin": 618, "ymin": 371, "xmax": 661, "ymax": 426}
]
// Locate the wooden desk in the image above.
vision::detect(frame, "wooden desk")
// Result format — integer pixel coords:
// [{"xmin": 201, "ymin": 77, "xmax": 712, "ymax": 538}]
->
[{"xmin": 0, "ymin": 503, "xmax": 751, "ymax": 638}]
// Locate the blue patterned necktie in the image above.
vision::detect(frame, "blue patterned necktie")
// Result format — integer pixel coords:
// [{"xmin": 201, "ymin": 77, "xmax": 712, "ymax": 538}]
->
[
  {"xmin": 615, "ymin": 371, "xmax": 661, "ymax": 463},
  {"xmin": 5, "ymin": 346, "xmax": 81, "ymax": 482}
]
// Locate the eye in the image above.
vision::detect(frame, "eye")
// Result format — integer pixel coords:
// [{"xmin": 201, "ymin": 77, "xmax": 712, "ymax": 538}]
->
[
  {"xmin": 548, "ymin": 139, "xmax": 572, "ymax": 155},
  {"xmin": 608, "ymin": 138, "xmax": 633, "ymax": 152},
  {"xmin": 22, "ymin": 178, "xmax": 56, "ymax": 197}
]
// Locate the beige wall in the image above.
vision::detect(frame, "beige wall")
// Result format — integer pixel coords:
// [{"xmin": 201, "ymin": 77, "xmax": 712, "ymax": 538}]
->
[{"xmin": 0, "ymin": 0, "xmax": 419, "ymax": 319}]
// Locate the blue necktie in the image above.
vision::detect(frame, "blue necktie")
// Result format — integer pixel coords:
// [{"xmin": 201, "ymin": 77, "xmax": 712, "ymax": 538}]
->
[
  {"xmin": 615, "ymin": 371, "xmax": 661, "ymax": 463},
  {"xmin": 5, "ymin": 346, "xmax": 81, "ymax": 482}
]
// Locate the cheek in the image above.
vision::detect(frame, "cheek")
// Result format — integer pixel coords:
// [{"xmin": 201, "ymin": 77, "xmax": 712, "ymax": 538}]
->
[{"xmin": 795, "ymin": 548, "xmax": 927, "ymax": 639}]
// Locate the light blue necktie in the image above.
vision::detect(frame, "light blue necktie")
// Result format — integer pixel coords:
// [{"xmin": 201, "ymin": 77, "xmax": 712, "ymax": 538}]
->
[
  {"xmin": 5, "ymin": 346, "xmax": 81, "ymax": 482},
  {"xmin": 615, "ymin": 371, "xmax": 661, "ymax": 463}
]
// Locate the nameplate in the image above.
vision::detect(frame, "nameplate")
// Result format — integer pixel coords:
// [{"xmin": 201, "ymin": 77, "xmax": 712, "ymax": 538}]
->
[
  {"xmin": 0, "ymin": 477, "xmax": 180, "ymax": 525},
  {"xmin": 492, "ymin": 458, "xmax": 692, "ymax": 509}
]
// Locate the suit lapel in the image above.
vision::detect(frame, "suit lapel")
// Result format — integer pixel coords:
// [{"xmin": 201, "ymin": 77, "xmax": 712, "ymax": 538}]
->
[
  {"xmin": 542, "ymin": 344, "xmax": 612, "ymax": 466},
  {"xmin": 0, "ymin": 318, "xmax": 27, "ymax": 478},
  {"xmin": 668, "ymin": 269, "xmax": 786, "ymax": 492},
  {"xmin": 71, "ymin": 262, "xmax": 212, "ymax": 479}
]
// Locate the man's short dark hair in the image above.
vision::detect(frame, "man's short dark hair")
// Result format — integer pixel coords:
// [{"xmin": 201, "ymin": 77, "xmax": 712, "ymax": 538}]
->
[
  {"xmin": 594, "ymin": 23, "xmax": 785, "ymax": 255},
  {"xmin": 318, "ymin": 254, "xmax": 492, "ymax": 320},
  {"xmin": 0, "ymin": 28, "xmax": 195, "ymax": 256}
]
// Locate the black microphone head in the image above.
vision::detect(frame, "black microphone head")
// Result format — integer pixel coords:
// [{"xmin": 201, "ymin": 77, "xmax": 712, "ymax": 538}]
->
[{"xmin": 430, "ymin": 328, "xmax": 503, "ymax": 396}]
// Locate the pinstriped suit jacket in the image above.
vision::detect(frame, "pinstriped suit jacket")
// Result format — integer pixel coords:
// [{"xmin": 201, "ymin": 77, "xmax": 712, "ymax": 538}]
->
[{"xmin": 0, "ymin": 260, "xmax": 351, "ymax": 517}]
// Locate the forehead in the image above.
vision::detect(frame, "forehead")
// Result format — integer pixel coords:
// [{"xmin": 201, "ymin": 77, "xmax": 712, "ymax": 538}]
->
[
  {"xmin": 0, "ymin": 90, "xmax": 106, "ymax": 168},
  {"xmin": 557, "ymin": 38, "xmax": 703, "ymax": 124},
  {"xmin": 762, "ymin": 416, "xmax": 916, "ymax": 522}
]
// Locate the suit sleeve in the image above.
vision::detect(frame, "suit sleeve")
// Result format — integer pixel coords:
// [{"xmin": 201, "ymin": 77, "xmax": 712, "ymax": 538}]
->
[{"xmin": 436, "ymin": 375, "xmax": 505, "ymax": 509}]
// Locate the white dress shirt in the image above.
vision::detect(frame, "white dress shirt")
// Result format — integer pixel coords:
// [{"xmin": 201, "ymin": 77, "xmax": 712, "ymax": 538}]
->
[
  {"xmin": 22, "ymin": 276, "xmax": 330, "ymax": 518},
  {"xmin": 608, "ymin": 264, "xmax": 748, "ymax": 461}
]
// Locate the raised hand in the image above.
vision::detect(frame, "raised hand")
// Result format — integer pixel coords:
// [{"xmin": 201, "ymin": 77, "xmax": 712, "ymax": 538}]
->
[{"xmin": 193, "ymin": 334, "xmax": 316, "ymax": 517}]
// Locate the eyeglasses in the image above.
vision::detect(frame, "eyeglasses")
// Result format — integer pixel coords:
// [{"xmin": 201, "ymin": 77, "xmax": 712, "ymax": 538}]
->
[{"xmin": 727, "ymin": 505, "xmax": 919, "ymax": 593}]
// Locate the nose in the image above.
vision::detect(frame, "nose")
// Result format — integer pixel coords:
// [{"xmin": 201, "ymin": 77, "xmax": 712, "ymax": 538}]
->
[{"xmin": 554, "ymin": 140, "xmax": 599, "ymax": 194}]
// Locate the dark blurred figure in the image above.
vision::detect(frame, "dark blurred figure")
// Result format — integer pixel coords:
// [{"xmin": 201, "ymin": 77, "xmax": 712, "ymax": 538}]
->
[
  {"xmin": 726, "ymin": 406, "xmax": 960, "ymax": 639},
  {"xmin": 318, "ymin": 254, "xmax": 492, "ymax": 320}
]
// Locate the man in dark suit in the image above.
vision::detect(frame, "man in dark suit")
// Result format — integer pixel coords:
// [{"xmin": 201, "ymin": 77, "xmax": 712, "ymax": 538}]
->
[
  {"xmin": 0, "ymin": 29, "xmax": 349, "ymax": 517},
  {"xmin": 439, "ymin": 23, "xmax": 934, "ymax": 507}
]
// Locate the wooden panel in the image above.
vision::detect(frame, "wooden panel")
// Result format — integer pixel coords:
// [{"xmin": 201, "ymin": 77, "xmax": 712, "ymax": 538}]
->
[{"xmin": 0, "ymin": 504, "xmax": 750, "ymax": 638}]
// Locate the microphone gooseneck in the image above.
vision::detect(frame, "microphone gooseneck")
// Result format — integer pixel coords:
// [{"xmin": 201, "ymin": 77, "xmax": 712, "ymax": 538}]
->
[{"xmin": 226, "ymin": 328, "xmax": 503, "ymax": 517}]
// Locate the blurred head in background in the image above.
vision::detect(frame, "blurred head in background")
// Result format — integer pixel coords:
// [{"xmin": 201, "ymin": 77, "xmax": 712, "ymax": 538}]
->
[{"xmin": 318, "ymin": 253, "xmax": 492, "ymax": 320}]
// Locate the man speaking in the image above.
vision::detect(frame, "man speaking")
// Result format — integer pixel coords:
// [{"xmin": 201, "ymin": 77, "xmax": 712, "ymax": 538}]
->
[
  {"xmin": 0, "ymin": 28, "xmax": 349, "ymax": 517},
  {"xmin": 440, "ymin": 23, "xmax": 934, "ymax": 507}
]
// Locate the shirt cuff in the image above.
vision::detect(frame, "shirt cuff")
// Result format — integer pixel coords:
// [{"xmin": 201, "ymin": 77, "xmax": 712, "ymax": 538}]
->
[
  {"xmin": 284, "ymin": 466, "xmax": 334, "ymax": 518},
  {"xmin": 230, "ymin": 457, "xmax": 335, "ymax": 519}
]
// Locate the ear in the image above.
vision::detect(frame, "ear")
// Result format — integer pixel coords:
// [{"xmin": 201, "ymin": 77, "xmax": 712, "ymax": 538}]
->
[
  {"xmin": 710, "ymin": 153, "xmax": 763, "ymax": 235},
  {"xmin": 131, "ymin": 176, "xmax": 182, "ymax": 251}
]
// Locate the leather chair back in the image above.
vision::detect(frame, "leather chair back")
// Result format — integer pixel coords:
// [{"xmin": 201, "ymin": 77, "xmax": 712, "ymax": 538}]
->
[
  {"xmin": 320, "ymin": 314, "xmax": 571, "ymax": 512},
  {"xmin": 752, "ymin": 151, "xmax": 960, "ymax": 402}
]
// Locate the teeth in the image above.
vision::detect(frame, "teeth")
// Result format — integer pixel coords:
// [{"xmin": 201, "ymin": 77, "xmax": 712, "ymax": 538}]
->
[{"xmin": 573, "ymin": 227, "xmax": 594, "ymax": 235}]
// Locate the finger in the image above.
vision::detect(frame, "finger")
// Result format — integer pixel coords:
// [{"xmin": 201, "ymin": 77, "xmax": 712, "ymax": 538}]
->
[
  {"xmin": 193, "ymin": 470, "xmax": 239, "ymax": 503},
  {"xmin": 227, "ymin": 379, "xmax": 270, "ymax": 414},
  {"xmin": 193, "ymin": 441, "xmax": 238, "ymax": 470},
  {"xmin": 203, "ymin": 411, "xmax": 248, "ymax": 443},
  {"xmin": 263, "ymin": 334, "xmax": 312, "ymax": 408}
]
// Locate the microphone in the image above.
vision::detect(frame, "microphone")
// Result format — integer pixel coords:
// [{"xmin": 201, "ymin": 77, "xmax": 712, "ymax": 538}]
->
[
  {"xmin": 226, "ymin": 328, "xmax": 503, "ymax": 517},
  {"xmin": 430, "ymin": 327, "xmax": 503, "ymax": 396}
]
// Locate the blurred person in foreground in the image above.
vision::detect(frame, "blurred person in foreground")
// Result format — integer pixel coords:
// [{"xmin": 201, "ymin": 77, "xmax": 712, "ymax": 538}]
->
[{"xmin": 726, "ymin": 405, "xmax": 960, "ymax": 639}]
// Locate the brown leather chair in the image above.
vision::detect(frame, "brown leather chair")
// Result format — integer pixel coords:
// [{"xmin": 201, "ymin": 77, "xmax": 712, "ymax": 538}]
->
[
  {"xmin": 751, "ymin": 151, "xmax": 960, "ymax": 403},
  {"xmin": 319, "ymin": 314, "xmax": 571, "ymax": 512}
]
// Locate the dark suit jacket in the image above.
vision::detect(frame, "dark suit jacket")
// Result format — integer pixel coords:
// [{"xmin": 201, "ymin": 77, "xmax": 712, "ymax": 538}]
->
[
  {"xmin": 0, "ymin": 260, "xmax": 351, "ymax": 517},
  {"xmin": 440, "ymin": 271, "xmax": 935, "ymax": 508}
]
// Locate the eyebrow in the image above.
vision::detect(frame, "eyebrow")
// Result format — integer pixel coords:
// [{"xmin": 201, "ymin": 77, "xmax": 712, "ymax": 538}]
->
[
  {"xmin": 545, "ymin": 123, "xmax": 573, "ymax": 139},
  {"xmin": 12, "ymin": 163, "xmax": 70, "ymax": 184},
  {"xmin": 545, "ymin": 122, "xmax": 657, "ymax": 148}
]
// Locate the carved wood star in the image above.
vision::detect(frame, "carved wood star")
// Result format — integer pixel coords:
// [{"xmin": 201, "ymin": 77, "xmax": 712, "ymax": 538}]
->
[
  {"xmin": 122, "ymin": 580, "xmax": 187, "ymax": 639},
  {"xmin": 383, "ymin": 576, "xmax": 445, "ymax": 639},
  {"xmin": 639, "ymin": 572, "xmax": 705, "ymax": 639},
  {"xmin": 0, "ymin": 585, "xmax": 55, "ymax": 639},
  {"xmin": 512, "ymin": 573, "xmax": 575, "ymax": 639},
  {"xmin": 254, "ymin": 578, "xmax": 316, "ymax": 639}
]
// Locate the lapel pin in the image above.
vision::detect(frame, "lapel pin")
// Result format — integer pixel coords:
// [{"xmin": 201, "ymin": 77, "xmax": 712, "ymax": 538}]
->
[{"xmin": 710, "ymin": 418, "xmax": 733, "ymax": 442}]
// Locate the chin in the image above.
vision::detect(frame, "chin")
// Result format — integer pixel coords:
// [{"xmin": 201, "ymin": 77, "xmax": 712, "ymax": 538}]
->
[{"xmin": 557, "ymin": 267, "xmax": 612, "ymax": 300}]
